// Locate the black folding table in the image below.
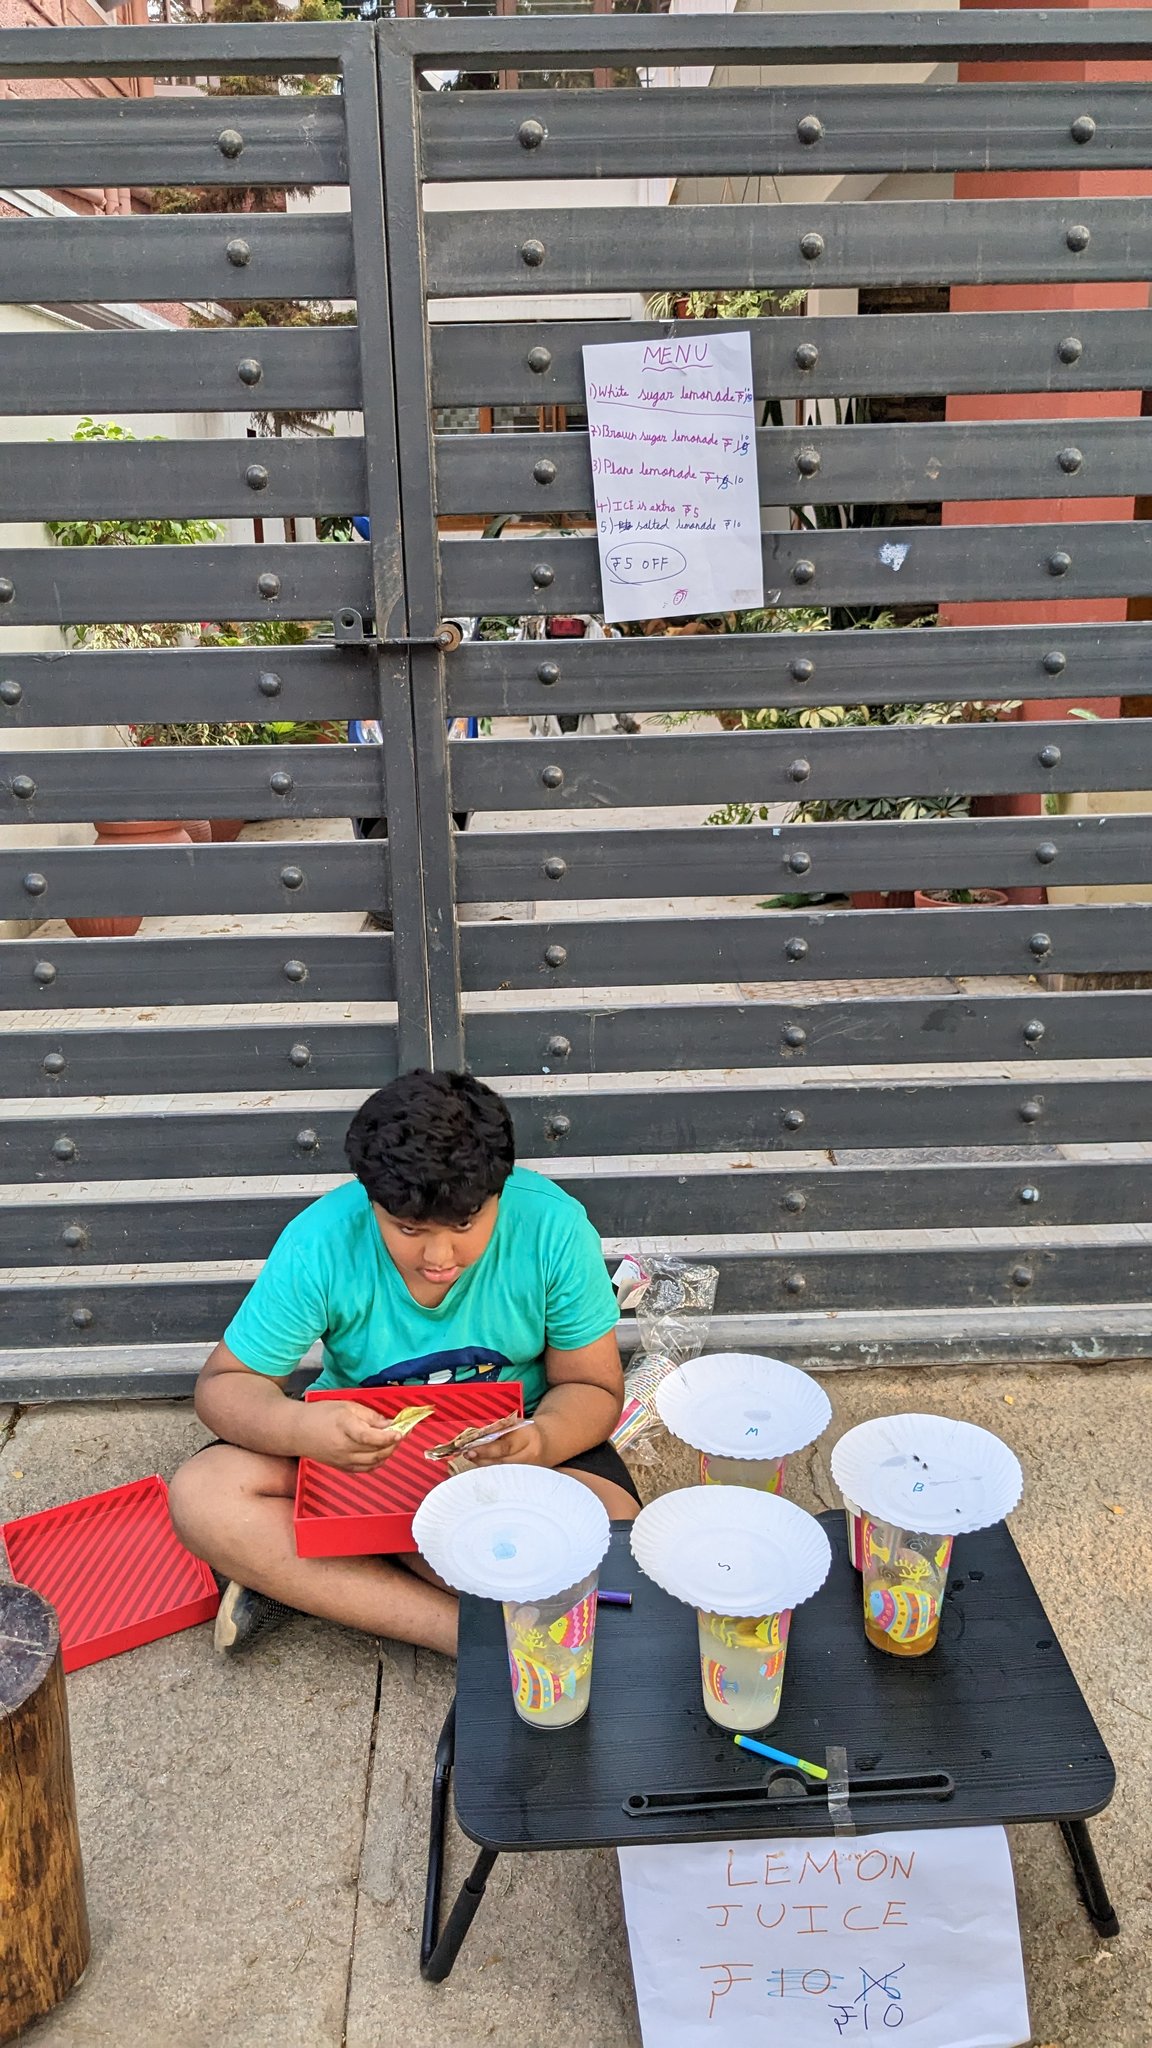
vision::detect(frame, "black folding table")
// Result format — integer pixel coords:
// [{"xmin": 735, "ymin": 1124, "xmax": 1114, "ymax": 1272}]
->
[{"xmin": 421, "ymin": 1513, "xmax": 1117, "ymax": 1981}]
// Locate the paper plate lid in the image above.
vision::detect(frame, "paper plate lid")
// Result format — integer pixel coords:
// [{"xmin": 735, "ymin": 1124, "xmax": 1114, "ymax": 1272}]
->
[
  {"xmin": 411, "ymin": 1464, "xmax": 611, "ymax": 1603},
  {"xmin": 830, "ymin": 1413, "xmax": 1023, "ymax": 1536},
  {"xmin": 630, "ymin": 1486, "xmax": 832, "ymax": 1616},
  {"xmin": 654, "ymin": 1353, "xmax": 832, "ymax": 1460}
]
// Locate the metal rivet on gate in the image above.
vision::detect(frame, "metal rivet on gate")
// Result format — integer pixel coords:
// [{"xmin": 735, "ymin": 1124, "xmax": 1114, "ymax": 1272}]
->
[
  {"xmin": 783, "ymin": 1107, "xmax": 806, "ymax": 1130},
  {"xmin": 520, "ymin": 238, "xmax": 546, "ymax": 268},
  {"xmin": 283, "ymin": 958, "xmax": 307, "ymax": 983},
  {"xmin": 531, "ymin": 562, "xmax": 555, "ymax": 588},
  {"xmin": 41, "ymin": 1052, "xmax": 65, "ymax": 1076},
  {"xmin": 1057, "ymin": 336, "xmax": 1083, "ymax": 364},
  {"xmin": 541, "ymin": 765, "xmax": 564, "ymax": 790},
  {"xmin": 1046, "ymin": 551, "xmax": 1071, "ymax": 577},
  {"xmin": 1057, "ymin": 447, "xmax": 1083, "ymax": 475},
  {"xmin": 785, "ymin": 1271, "xmax": 807, "ymax": 1294},
  {"xmin": 33, "ymin": 960, "xmax": 56, "ymax": 986},
  {"xmin": 518, "ymin": 118, "xmax": 547, "ymax": 150},
  {"xmin": 787, "ymin": 758, "xmax": 811, "ymax": 783},
  {"xmin": 543, "ymin": 855, "xmax": 567, "ymax": 880},
  {"xmin": 1023, "ymin": 1018, "xmax": 1045, "ymax": 1043},
  {"xmin": 795, "ymin": 447, "xmax": 821, "ymax": 478},
  {"xmin": 544, "ymin": 943, "xmax": 567, "ymax": 968},
  {"xmin": 11, "ymin": 774, "xmax": 35, "ymax": 800},
  {"xmin": 245, "ymin": 464, "xmax": 269, "ymax": 492},
  {"xmin": 794, "ymin": 342, "xmax": 819, "ymax": 370},
  {"xmin": 797, "ymin": 115, "xmax": 824, "ymax": 145},
  {"xmin": 1029, "ymin": 930, "xmax": 1051, "ymax": 957},
  {"xmin": 0, "ymin": 678, "xmax": 22, "ymax": 705},
  {"xmin": 1065, "ymin": 224, "xmax": 1090, "ymax": 252},
  {"xmin": 532, "ymin": 458, "xmax": 557, "ymax": 486},
  {"xmin": 61, "ymin": 1224, "xmax": 87, "ymax": 1250},
  {"xmin": 1037, "ymin": 744, "xmax": 1061, "ymax": 769},
  {"xmin": 537, "ymin": 661, "xmax": 559, "ymax": 685},
  {"xmin": 0, "ymin": 579, "xmax": 15, "ymax": 605},
  {"xmin": 792, "ymin": 560, "xmax": 816, "ymax": 585},
  {"xmin": 218, "ymin": 127, "xmax": 245, "ymax": 158},
  {"xmin": 1070, "ymin": 115, "xmax": 1096, "ymax": 144},
  {"xmin": 52, "ymin": 1136, "xmax": 76, "ymax": 1162},
  {"xmin": 799, "ymin": 231, "xmax": 825, "ymax": 260},
  {"xmin": 782, "ymin": 1023, "xmax": 807, "ymax": 1047},
  {"xmin": 1011, "ymin": 1264, "xmax": 1034, "ymax": 1288},
  {"xmin": 783, "ymin": 1189, "xmax": 807, "ymax": 1213},
  {"xmin": 1019, "ymin": 1184, "xmax": 1040, "ymax": 1205},
  {"xmin": 785, "ymin": 936, "xmax": 809, "ymax": 961},
  {"xmin": 226, "ymin": 237, "xmax": 252, "ymax": 267},
  {"xmin": 289, "ymin": 1042, "xmax": 311, "ymax": 1068},
  {"xmin": 72, "ymin": 1307, "xmax": 94, "ymax": 1330},
  {"xmin": 546, "ymin": 1034, "xmax": 571, "ymax": 1059},
  {"xmin": 270, "ymin": 770, "xmax": 294, "ymax": 796},
  {"xmin": 258, "ymin": 670, "xmax": 282, "ymax": 698},
  {"xmin": 545, "ymin": 1113, "xmax": 571, "ymax": 1141},
  {"xmin": 526, "ymin": 345, "xmax": 552, "ymax": 374},
  {"xmin": 1042, "ymin": 650, "xmax": 1066, "ymax": 676},
  {"xmin": 295, "ymin": 1127, "xmax": 319, "ymax": 1152},
  {"xmin": 787, "ymin": 850, "xmax": 811, "ymax": 874},
  {"xmin": 280, "ymin": 864, "xmax": 305, "ymax": 889},
  {"xmin": 1019, "ymin": 1098, "xmax": 1043, "ymax": 1123},
  {"xmin": 23, "ymin": 872, "xmax": 46, "ymax": 896},
  {"xmin": 1035, "ymin": 841, "xmax": 1058, "ymax": 865},
  {"xmin": 238, "ymin": 357, "xmax": 263, "ymax": 386},
  {"xmin": 789, "ymin": 656, "xmax": 814, "ymax": 682}
]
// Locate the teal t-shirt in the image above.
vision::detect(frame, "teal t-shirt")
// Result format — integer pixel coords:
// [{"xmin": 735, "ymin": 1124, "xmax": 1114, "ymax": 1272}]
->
[{"xmin": 223, "ymin": 1166, "xmax": 618, "ymax": 1413}]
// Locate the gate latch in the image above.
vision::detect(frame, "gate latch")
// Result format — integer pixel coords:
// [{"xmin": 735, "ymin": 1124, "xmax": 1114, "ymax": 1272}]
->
[{"xmin": 334, "ymin": 607, "xmax": 459, "ymax": 652}]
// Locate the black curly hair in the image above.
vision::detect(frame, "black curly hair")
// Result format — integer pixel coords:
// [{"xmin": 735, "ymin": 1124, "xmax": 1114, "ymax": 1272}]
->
[{"xmin": 344, "ymin": 1070, "xmax": 516, "ymax": 1224}]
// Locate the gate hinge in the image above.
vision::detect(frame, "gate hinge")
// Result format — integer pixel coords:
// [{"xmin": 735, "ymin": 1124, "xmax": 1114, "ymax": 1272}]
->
[{"xmin": 334, "ymin": 607, "xmax": 459, "ymax": 652}]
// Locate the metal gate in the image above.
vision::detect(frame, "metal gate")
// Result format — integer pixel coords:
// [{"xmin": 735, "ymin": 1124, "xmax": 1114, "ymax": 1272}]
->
[{"xmin": 3, "ymin": 10, "xmax": 1152, "ymax": 1396}]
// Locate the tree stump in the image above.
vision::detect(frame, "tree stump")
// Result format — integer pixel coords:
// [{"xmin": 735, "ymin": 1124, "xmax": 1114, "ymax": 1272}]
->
[{"xmin": 0, "ymin": 1584, "xmax": 91, "ymax": 2043}]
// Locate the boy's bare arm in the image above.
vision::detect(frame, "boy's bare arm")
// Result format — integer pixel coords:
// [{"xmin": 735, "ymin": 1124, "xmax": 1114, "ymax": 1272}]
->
[
  {"xmin": 465, "ymin": 1331, "xmax": 624, "ymax": 1470},
  {"xmin": 194, "ymin": 1343, "xmax": 402, "ymax": 1471}
]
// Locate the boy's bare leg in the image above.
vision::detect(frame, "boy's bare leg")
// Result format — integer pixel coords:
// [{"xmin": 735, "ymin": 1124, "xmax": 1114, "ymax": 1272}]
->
[
  {"xmin": 563, "ymin": 1468, "xmax": 640, "ymax": 1522},
  {"xmin": 169, "ymin": 1444, "xmax": 457, "ymax": 1657}
]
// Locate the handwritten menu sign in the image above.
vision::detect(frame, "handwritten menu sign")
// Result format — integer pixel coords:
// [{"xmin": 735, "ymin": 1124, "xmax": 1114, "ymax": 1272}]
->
[
  {"xmin": 618, "ymin": 1827, "xmax": 1030, "ymax": 2047},
  {"xmin": 582, "ymin": 329, "xmax": 764, "ymax": 625}
]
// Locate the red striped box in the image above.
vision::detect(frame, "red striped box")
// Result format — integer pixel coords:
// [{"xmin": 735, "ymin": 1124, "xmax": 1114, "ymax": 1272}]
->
[
  {"xmin": 1, "ymin": 1475, "xmax": 219, "ymax": 1673},
  {"xmin": 294, "ymin": 1382, "xmax": 525, "ymax": 1558}
]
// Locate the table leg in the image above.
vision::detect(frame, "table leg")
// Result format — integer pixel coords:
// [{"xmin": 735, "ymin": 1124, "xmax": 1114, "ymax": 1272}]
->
[
  {"xmin": 1059, "ymin": 1820, "xmax": 1120, "ymax": 1938},
  {"xmin": 420, "ymin": 1699, "xmax": 501, "ymax": 1982}
]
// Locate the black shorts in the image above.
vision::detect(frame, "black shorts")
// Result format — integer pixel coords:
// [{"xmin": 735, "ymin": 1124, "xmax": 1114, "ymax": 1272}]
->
[{"xmin": 194, "ymin": 1434, "xmax": 640, "ymax": 1506}]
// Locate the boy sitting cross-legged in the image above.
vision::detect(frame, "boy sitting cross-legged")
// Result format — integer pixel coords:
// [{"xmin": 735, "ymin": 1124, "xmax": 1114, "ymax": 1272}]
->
[{"xmin": 168, "ymin": 1069, "xmax": 637, "ymax": 1658}]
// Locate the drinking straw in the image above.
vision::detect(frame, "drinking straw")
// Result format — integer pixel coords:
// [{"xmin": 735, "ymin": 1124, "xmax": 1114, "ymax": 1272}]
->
[{"xmin": 732, "ymin": 1733, "xmax": 828, "ymax": 1780}]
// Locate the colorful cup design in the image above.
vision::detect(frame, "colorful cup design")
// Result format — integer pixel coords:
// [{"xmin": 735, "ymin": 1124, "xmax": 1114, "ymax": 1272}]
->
[
  {"xmin": 860, "ymin": 1516, "xmax": 953, "ymax": 1658},
  {"xmin": 699, "ymin": 1451, "xmax": 788, "ymax": 1494},
  {"xmin": 502, "ymin": 1570, "xmax": 598, "ymax": 1728},
  {"xmin": 696, "ymin": 1607, "xmax": 792, "ymax": 1730}
]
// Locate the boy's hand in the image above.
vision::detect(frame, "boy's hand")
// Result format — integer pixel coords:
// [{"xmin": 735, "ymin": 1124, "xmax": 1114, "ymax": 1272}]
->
[
  {"xmin": 463, "ymin": 1419, "xmax": 546, "ymax": 1469},
  {"xmin": 298, "ymin": 1401, "xmax": 402, "ymax": 1472}
]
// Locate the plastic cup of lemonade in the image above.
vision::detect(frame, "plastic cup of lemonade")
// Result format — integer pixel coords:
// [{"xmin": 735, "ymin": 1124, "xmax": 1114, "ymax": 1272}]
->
[
  {"xmin": 503, "ymin": 1569, "xmax": 598, "ymax": 1729},
  {"xmin": 654, "ymin": 1353, "xmax": 832, "ymax": 1499}
]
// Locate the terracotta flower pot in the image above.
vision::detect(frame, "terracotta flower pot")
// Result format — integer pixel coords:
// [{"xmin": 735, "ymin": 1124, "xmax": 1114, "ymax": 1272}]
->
[
  {"xmin": 182, "ymin": 819, "xmax": 212, "ymax": 845},
  {"xmin": 66, "ymin": 819, "xmax": 193, "ymax": 939},
  {"xmin": 914, "ymin": 889, "xmax": 1009, "ymax": 910},
  {"xmin": 849, "ymin": 890, "xmax": 915, "ymax": 910},
  {"xmin": 209, "ymin": 819, "xmax": 247, "ymax": 842}
]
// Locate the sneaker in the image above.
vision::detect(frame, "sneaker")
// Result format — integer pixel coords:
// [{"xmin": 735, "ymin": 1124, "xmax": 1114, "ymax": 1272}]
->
[{"xmin": 213, "ymin": 1579, "xmax": 297, "ymax": 1657}]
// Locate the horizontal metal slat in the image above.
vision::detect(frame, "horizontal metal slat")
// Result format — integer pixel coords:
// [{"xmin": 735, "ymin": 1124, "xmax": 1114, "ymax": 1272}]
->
[
  {"xmin": 422, "ymin": 83, "xmax": 1152, "ymax": 182},
  {"xmin": 0, "ymin": 544, "xmax": 371, "ymax": 627},
  {"xmin": 7, "ymin": 1157, "xmax": 1150, "ymax": 1266},
  {"xmin": 0, "ymin": 328, "xmax": 361, "ymax": 420},
  {"xmin": 0, "ymin": 933, "xmax": 394, "ymax": 1009},
  {"xmin": 0, "ymin": 437, "xmax": 367, "ymax": 523},
  {"xmin": 0, "ymin": 23, "xmax": 364, "ymax": 77},
  {"xmin": 424, "ymin": 199, "xmax": 1152, "ymax": 297},
  {"xmin": 0, "ymin": 1021, "xmax": 398, "ymax": 1099},
  {"xmin": 0, "ymin": 840, "xmax": 387, "ymax": 921},
  {"xmin": 439, "ymin": 521, "xmax": 1152, "ymax": 616},
  {"xmin": 0, "ymin": 646, "xmax": 379, "ymax": 731},
  {"xmin": 0, "ymin": 744, "xmax": 384, "ymax": 827},
  {"xmin": 450, "ymin": 719, "xmax": 1152, "ymax": 814},
  {"xmin": 434, "ymin": 417, "xmax": 1152, "ymax": 516},
  {"xmin": 0, "ymin": 213, "xmax": 354, "ymax": 309},
  {"xmin": 455, "ymin": 813, "xmax": 1152, "ymax": 903},
  {"xmin": 460, "ymin": 903, "xmax": 1152, "ymax": 989},
  {"xmin": 0, "ymin": 93, "xmax": 347, "ymax": 190},
  {"xmin": 429, "ymin": 309, "xmax": 1152, "ymax": 407},
  {"xmin": 3, "ymin": 1109, "xmax": 352, "ymax": 1184},
  {"xmin": 445, "ymin": 621, "xmax": 1152, "ymax": 719}
]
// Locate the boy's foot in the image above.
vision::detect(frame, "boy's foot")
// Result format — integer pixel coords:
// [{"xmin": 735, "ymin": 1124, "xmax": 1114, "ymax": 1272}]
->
[{"xmin": 214, "ymin": 1579, "xmax": 297, "ymax": 1657}]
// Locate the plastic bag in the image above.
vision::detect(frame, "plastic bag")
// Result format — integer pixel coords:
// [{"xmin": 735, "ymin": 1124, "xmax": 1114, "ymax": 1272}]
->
[{"xmin": 610, "ymin": 1253, "xmax": 718, "ymax": 1463}]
